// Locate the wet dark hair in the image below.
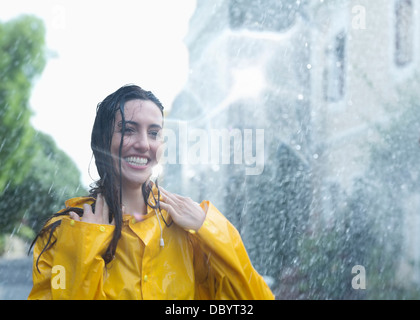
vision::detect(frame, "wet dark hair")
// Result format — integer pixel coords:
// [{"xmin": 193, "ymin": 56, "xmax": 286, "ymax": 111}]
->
[{"xmin": 29, "ymin": 84, "xmax": 164, "ymax": 269}]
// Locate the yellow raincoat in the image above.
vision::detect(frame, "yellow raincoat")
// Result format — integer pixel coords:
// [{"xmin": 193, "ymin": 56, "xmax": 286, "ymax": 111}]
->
[{"xmin": 28, "ymin": 192, "xmax": 274, "ymax": 300}]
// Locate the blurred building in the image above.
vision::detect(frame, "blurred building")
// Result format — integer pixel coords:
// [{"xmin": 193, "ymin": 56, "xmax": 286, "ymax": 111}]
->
[{"xmin": 163, "ymin": 0, "xmax": 420, "ymax": 294}]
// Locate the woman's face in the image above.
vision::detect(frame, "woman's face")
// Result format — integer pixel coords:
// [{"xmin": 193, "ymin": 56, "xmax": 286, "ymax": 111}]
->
[{"xmin": 110, "ymin": 99, "xmax": 163, "ymax": 189}]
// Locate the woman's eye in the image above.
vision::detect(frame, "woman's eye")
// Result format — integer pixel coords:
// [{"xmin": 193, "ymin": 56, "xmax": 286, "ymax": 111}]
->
[{"xmin": 149, "ymin": 131, "xmax": 161, "ymax": 139}]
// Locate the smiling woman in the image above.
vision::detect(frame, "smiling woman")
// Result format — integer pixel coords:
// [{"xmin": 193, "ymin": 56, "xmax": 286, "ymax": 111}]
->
[{"xmin": 27, "ymin": 84, "xmax": 274, "ymax": 300}]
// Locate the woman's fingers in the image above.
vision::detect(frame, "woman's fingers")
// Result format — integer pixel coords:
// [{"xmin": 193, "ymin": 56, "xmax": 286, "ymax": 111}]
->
[
  {"xmin": 83, "ymin": 203, "xmax": 93, "ymax": 216},
  {"xmin": 160, "ymin": 187, "xmax": 183, "ymax": 201},
  {"xmin": 68, "ymin": 194, "xmax": 114, "ymax": 225},
  {"xmin": 160, "ymin": 187, "xmax": 185, "ymax": 209},
  {"xmin": 160, "ymin": 190, "xmax": 176, "ymax": 208},
  {"xmin": 158, "ymin": 201, "xmax": 173, "ymax": 216},
  {"xmin": 82, "ymin": 203, "xmax": 98, "ymax": 224},
  {"xmin": 158, "ymin": 187, "xmax": 205, "ymax": 231},
  {"xmin": 159, "ymin": 188, "xmax": 180, "ymax": 218},
  {"xmin": 69, "ymin": 211, "xmax": 81, "ymax": 221}
]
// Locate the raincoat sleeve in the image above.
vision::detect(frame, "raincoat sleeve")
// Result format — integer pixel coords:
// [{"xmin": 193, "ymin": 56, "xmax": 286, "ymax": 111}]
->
[
  {"xmin": 191, "ymin": 201, "xmax": 275, "ymax": 300},
  {"xmin": 28, "ymin": 217, "xmax": 114, "ymax": 300}
]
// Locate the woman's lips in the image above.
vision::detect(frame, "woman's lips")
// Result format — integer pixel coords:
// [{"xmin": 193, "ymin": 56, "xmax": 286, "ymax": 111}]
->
[{"xmin": 124, "ymin": 156, "xmax": 150, "ymax": 169}]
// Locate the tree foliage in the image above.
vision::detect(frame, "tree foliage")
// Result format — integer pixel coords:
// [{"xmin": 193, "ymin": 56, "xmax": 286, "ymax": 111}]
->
[
  {"xmin": 0, "ymin": 131, "xmax": 86, "ymax": 235},
  {"xmin": 0, "ymin": 15, "xmax": 47, "ymax": 190},
  {"xmin": 0, "ymin": 15, "xmax": 86, "ymax": 240}
]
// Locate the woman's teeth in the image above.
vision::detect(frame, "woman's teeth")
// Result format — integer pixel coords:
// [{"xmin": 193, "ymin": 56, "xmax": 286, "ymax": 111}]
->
[{"xmin": 125, "ymin": 157, "xmax": 148, "ymax": 166}]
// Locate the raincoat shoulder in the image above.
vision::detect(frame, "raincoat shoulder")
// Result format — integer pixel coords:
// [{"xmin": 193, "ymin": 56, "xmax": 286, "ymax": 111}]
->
[
  {"xmin": 191, "ymin": 201, "xmax": 275, "ymax": 300},
  {"xmin": 28, "ymin": 196, "xmax": 112, "ymax": 300}
]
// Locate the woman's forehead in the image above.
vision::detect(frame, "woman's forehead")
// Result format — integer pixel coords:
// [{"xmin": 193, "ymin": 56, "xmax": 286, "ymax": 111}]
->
[{"xmin": 116, "ymin": 99, "xmax": 163, "ymax": 122}]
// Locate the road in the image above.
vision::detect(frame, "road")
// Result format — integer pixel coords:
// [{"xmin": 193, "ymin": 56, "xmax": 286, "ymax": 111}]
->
[{"xmin": 0, "ymin": 256, "xmax": 32, "ymax": 300}]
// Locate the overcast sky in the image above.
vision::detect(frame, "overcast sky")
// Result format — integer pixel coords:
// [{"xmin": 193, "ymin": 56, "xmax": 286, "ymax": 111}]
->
[{"xmin": 0, "ymin": 0, "xmax": 196, "ymax": 188}]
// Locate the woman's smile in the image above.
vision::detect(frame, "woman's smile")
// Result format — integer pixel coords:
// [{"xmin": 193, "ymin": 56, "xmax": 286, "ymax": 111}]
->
[{"xmin": 124, "ymin": 156, "xmax": 149, "ymax": 168}]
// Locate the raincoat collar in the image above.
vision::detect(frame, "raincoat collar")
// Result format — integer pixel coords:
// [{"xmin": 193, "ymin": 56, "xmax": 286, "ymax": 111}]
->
[
  {"xmin": 64, "ymin": 184, "xmax": 168, "ymax": 223},
  {"xmin": 64, "ymin": 197, "xmax": 95, "ymax": 208}
]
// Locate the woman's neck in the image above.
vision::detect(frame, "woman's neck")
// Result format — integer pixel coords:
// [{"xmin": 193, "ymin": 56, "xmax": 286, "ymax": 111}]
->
[{"xmin": 121, "ymin": 184, "xmax": 147, "ymax": 215}]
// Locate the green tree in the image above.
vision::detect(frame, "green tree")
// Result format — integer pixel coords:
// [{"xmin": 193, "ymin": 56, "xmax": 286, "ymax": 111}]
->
[
  {"xmin": 0, "ymin": 15, "xmax": 87, "ymax": 248},
  {"xmin": 0, "ymin": 15, "xmax": 47, "ymax": 190},
  {"xmin": 0, "ymin": 131, "xmax": 86, "ymax": 236}
]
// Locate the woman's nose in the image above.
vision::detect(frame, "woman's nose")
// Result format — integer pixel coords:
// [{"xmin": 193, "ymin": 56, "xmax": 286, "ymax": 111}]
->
[{"xmin": 133, "ymin": 132, "xmax": 150, "ymax": 152}]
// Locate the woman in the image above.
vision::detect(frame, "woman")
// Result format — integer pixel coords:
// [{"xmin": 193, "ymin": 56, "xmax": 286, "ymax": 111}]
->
[{"xmin": 28, "ymin": 84, "xmax": 274, "ymax": 300}]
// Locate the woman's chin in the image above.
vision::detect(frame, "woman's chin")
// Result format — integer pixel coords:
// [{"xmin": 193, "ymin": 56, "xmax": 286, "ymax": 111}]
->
[{"xmin": 122, "ymin": 171, "xmax": 153, "ymax": 189}]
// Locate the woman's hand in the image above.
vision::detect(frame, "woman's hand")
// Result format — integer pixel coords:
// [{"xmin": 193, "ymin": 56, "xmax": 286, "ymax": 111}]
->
[
  {"xmin": 159, "ymin": 187, "xmax": 205, "ymax": 232},
  {"xmin": 69, "ymin": 194, "xmax": 115, "ymax": 225}
]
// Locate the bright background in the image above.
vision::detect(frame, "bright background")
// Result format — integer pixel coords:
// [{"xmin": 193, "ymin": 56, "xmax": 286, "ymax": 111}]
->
[{"xmin": 0, "ymin": 0, "xmax": 196, "ymax": 188}]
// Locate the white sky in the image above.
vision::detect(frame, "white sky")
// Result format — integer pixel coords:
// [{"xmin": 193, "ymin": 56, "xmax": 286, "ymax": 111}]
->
[{"xmin": 0, "ymin": 0, "xmax": 196, "ymax": 189}]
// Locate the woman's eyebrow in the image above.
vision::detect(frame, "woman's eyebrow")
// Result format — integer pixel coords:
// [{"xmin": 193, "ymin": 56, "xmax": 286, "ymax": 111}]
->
[
  {"xmin": 149, "ymin": 124, "xmax": 162, "ymax": 130},
  {"xmin": 116, "ymin": 120, "xmax": 136, "ymax": 129},
  {"xmin": 117, "ymin": 121, "xmax": 162, "ymax": 129}
]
